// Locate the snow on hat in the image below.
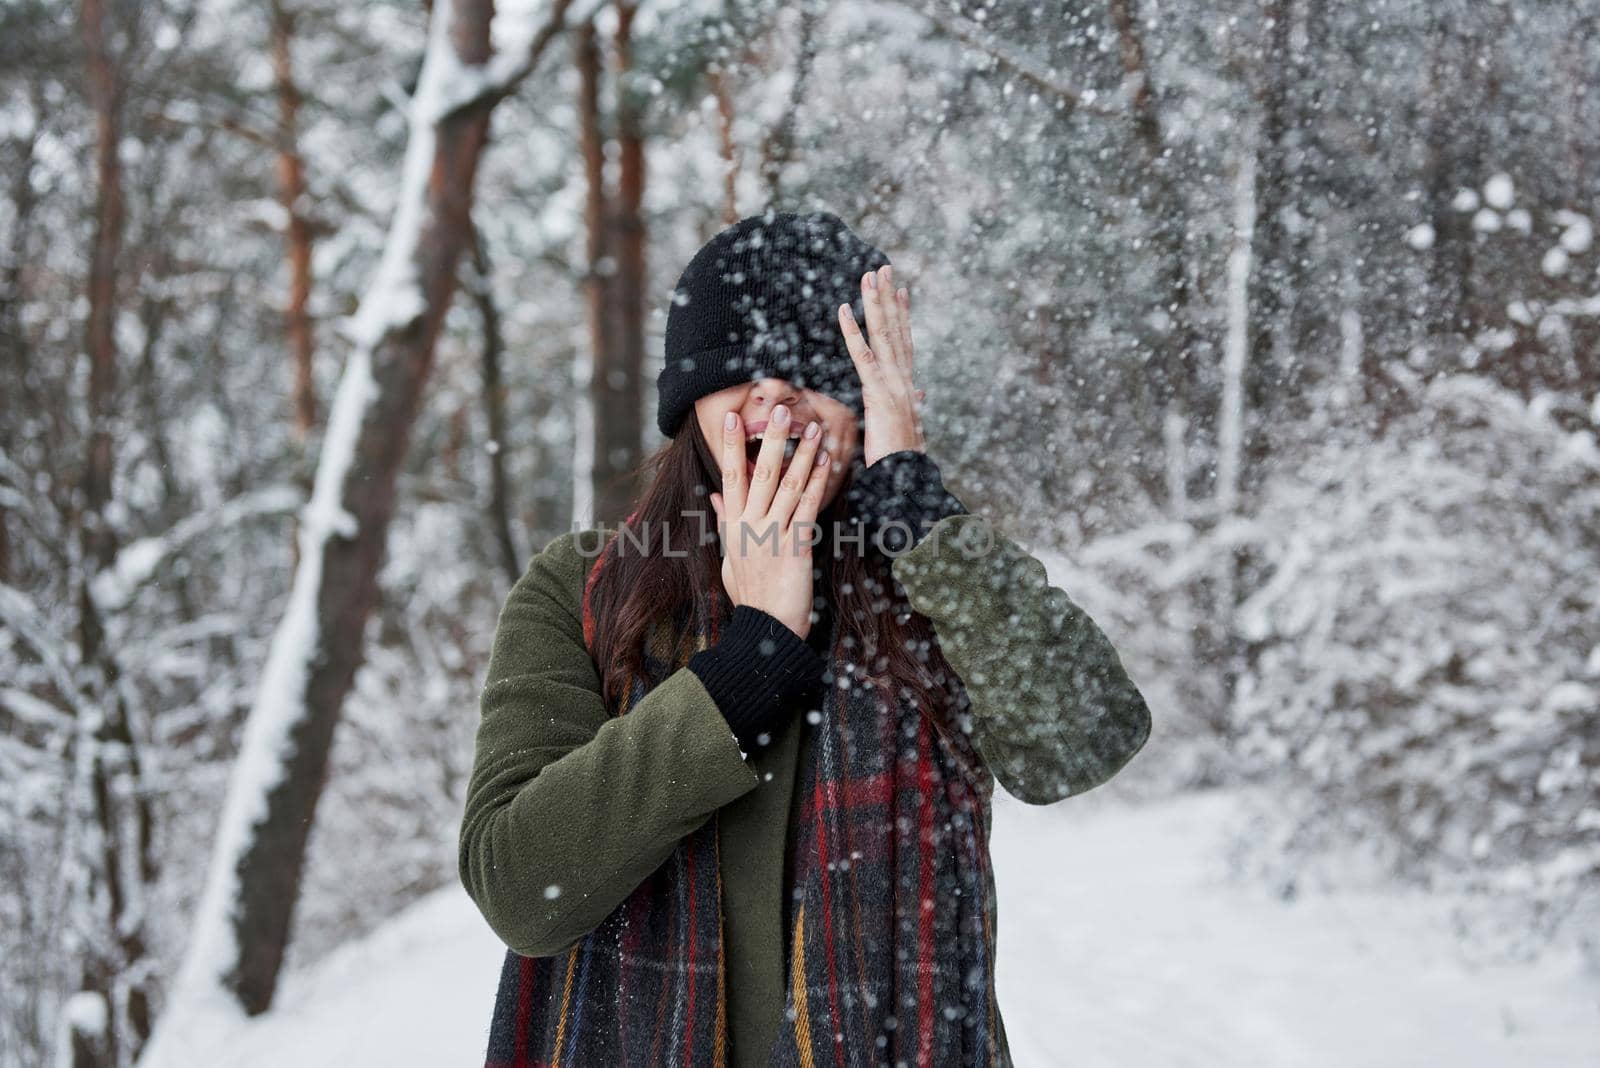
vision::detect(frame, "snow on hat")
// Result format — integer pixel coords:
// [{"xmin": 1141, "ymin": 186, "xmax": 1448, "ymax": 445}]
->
[{"xmin": 656, "ymin": 208, "xmax": 891, "ymax": 438}]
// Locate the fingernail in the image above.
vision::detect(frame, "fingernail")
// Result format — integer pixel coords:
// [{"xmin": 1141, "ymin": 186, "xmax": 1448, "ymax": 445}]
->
[
  {"xmin": 773, "ymin": 404, "xmax": 789, "ymax": 423},
  {"xmin": 805, "ymin": 420, "xmax": 819, "ymax": 439},
  {"xmin": 725, "ymin": 411, "xmax": 737, "ymax": 430},
  {"xmin": 817, "ymin": 449, "xmax": 829, "ymax": 466},
  {"xmin": 864, "ymin": 271, "xmax": 875, "ymax": 290},
  {"xmin": 882, "ymin": 265, "xmax": 893, "ymax": 283}
]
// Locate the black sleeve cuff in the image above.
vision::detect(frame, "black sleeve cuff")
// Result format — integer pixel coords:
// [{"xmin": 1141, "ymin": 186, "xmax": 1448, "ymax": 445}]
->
[
  {"xmin": 688, "ymin": 605, "xmax": 827, "ymax": 751},
  {"xmin": 845, "ymin": 449, "xmax": 969, "ymax": 555}
]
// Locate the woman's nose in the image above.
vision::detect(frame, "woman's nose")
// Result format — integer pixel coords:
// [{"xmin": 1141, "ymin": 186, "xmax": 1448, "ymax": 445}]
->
[{"xmin": 750, "ymin": 378, "xmax": 802, "ymax": 409}]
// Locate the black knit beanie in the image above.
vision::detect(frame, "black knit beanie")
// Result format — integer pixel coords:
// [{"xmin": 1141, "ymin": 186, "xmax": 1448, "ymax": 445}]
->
[{"xmin": 656, "ymin": 209, "xmax": 891, "ymax": 439}]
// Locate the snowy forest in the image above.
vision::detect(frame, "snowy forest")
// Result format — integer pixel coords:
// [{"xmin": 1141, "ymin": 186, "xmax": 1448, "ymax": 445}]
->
[{"xmin": 2, "ymin": 0, "xmax": 1598, "ymax": 1065}]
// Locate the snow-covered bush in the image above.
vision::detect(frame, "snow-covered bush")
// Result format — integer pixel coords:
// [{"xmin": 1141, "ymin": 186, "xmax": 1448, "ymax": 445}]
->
[{"xmin": 1230, "ymin": 373, "xmax": 1599, "ymax": 912}]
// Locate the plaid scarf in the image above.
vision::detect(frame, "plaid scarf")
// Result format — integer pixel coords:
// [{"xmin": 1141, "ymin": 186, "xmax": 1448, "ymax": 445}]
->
[{"xmin": 482, "ymin": 531, "xmax": 1008, "ymax": 1067}]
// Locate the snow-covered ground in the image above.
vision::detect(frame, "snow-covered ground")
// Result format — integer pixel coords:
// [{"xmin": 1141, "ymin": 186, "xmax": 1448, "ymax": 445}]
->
[
  {"xmin": 992, "ymin": 789, "xmax": 1598, "ymax": 1067},
  {"xmin": 213, "ymin": 788, "xmax": 1600, "ymax": 1067}
]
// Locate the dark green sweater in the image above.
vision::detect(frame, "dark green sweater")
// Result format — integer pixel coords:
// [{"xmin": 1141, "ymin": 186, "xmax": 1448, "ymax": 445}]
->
[{"xmin": 457, "ymin": 511, "xmax": 1152, "ymax": 1067}]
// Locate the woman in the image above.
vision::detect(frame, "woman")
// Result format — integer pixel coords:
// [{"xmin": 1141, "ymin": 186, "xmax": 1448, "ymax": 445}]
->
[{"xmin": 458, "ymin": 209, "xmax": 1152, "ymax": 1068}]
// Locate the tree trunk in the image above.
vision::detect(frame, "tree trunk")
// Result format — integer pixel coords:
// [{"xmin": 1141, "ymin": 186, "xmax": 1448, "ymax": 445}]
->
[
  {"xmin": 1204, "ymin": 143, "xmax": 1257, "ymax": 754},
  {"xmin": 758, "ymin": 0, "xmax": 822, "ymax": 205},
  {"xmin": 467, "ymin": 231, "xmax": 522, "ymax": 585},
  {"xmin": 1108, "ymin": 0, "xmax": 1204, "ymax": 509},
  {"xmin": 270, "ymin": 0, "xmax": 319, "ymax": 445},
  {"xmin": 1244, "ymin": 0, "xmax": 1293, "ymax": 482},
  {"xmin": 138, "ymin": 3, "xmax": 576, "ymax": 1062},
  {"xmin": 74, "ymin": 1, "xmax": 157, "ymax": 1065},
  {"xmin": 711, "ymin": 65, "xmax": 739, "ymax": 221},
  {"xmin": 611, "ymin": 0, "xmax": 647, "ymax": 513},
  {"xmin": 229, "ymin": 0, "xmax": 495, "ymax": 1015},
  {"xmin": 579, "ymin": 6, "xmax": 648, "ymax": 525},
  {"xmin": 576, "ymin": 17, "xmax": 615, "ymax": 524},
  {"xmin": 1421, "ymin": 17, "xmax": 1473, "ymax": 356}
]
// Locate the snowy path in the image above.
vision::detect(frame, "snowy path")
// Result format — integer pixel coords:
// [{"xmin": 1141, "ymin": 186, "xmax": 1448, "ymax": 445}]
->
[
  {"xmin": 992, "ymin": 789, "xmax": 1598, "ymax": 1067},
  {"xmin": 219, "ymin": 788, "xmax": 1599, "ymax": 1066}
]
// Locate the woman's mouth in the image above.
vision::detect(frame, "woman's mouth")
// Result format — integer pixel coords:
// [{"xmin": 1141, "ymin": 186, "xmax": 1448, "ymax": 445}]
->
[{"xmin": 744, "ymin": 434, "xmax": 802, "ymax": 479}]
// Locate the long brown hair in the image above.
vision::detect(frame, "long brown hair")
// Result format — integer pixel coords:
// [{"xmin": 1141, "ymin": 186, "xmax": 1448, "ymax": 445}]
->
[{"xmin": 584, "ymin": 416, "xmax": 964, "ymax": 733}]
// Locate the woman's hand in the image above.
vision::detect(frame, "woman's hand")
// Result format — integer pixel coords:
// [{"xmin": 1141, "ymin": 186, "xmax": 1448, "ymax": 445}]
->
[
  {"xmin": 708, "ymin": 404, "xmax": 832, "ymax": 639},
  {"xmin": 838, "ymin": 264, "xmax": 928, "ymax": 467}
]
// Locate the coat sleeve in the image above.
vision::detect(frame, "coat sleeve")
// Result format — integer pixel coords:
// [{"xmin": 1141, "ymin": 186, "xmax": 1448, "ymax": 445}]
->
[
  {"xmin": 889, "ymin": 510, "xmax": 1153, "ymax": 805},
  {"xmin": 457, "ymin": 531, "xmax": 760, "ymax": 958}
]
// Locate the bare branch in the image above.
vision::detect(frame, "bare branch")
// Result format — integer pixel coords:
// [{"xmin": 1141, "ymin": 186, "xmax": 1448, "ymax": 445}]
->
[{"xmin": 892, "ymin": 1, "xmax": 1117, "ymax": 119}]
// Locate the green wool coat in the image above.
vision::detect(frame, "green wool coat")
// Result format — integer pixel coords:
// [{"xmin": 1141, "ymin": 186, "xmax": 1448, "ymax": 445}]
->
[{"xmin": 457, "ymin": 511, "xmax": 1152, "ymax": 1067}]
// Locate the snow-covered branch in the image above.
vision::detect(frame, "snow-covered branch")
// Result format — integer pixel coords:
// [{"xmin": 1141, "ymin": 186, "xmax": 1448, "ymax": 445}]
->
[
  {"xmin": 0, "ymin": 583, "xmax": 84, "ymax": 716},
  {"xmin": 89, "ymin": 485, "xmax": 302, "ymax": 612},
  {"xmin": 428, "ymin": 0, "xmax": 604, "ymax": 123},
  {"xmin": 886, "ymin": 0, "xmax": 1118, "ymax": 119}
]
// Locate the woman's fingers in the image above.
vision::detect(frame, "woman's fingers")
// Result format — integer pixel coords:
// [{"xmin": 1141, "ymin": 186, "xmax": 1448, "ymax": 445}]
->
[
  {"xmin": 766, "ymin": 417, "xmax": 823, "ymax": 527},
  {"xmin": 866, "ymin": 264, "xmax": 915, "ymax": 380},
  {"xmin": 841, "ymin": 270, "xmax": 924, "ymax": 462},
  {"xmin": 874, "ymin": 266, "xmax": 913, "ymax": 375},
  {"xmin": 743, "ymin": 403, "xmax": 793, "ymax": 521},
  {"xmin": 838, "ymin": 300, "xmax": 890, "ymax": 404},
  {"xmin": 708, "ymin": 491, "xmax": 724, "ymax": 544},
  {"xmin": 861, "ymin": 265, "xmax": 900, "ymax": 370},
  {"xmin": 720, "ymin": 411, "xmax": 747, "ymax": 519},
  {"xmin": 789, "ymin": 439, "xmax": 832, "ymax": 531},
  {"xmin": 854, "ymin": 273, "xmax": 911, "ymax": 399},
  {"xmin": 709, "ymin": 491, "xmax": 740, "ymax": 600},
  {"xmin": 892, "ymin": 284, "xmax": 916, "ymax": 375}
]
